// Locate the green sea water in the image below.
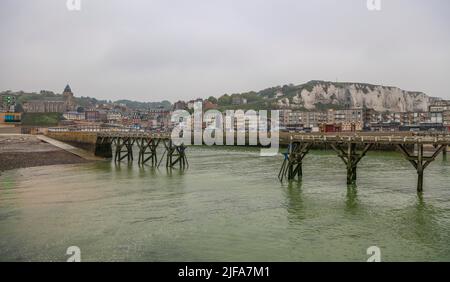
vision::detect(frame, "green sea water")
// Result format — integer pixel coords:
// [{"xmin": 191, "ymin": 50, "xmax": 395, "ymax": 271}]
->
[{"xmin": 1, "ymin": 146, "xmax": 450, "ymax": 261}]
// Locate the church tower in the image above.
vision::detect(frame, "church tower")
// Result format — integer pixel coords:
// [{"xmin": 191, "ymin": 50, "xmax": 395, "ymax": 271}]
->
[{"xmin": 63, "ymin": 84, "xmax": 76, "ymax": 111}]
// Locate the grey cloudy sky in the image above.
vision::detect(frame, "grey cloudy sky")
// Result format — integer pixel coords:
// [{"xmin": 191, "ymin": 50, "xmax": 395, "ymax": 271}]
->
[{"xmin": 1, "ymin": 0, "xmax": 449, "ymax": 102}]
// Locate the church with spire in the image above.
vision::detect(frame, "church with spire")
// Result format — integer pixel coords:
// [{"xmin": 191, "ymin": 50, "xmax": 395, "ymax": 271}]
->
[
  {"xmin": 22, "ymin": 84, "xmax": 77, "ymax": 113},
  {"xmin": 63, "ymin": 84, "xmax": 76, "ymax": 111}
]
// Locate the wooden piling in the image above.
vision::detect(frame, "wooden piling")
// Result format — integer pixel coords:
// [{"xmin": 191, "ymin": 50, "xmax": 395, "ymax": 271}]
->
[
  {"xmin": 346, "ymin": 143, "xmax": 356, "ymax": 185},
  {"xmin": 162, "ymin": 139, "xmax": 188, "ymax": 168},
  {"xmin": 417, "ymin": 144, "xmax": 424, "ymax": 192},
  {"xmin": 396, "ymin": 143, "xmax": 446, "ymax": 193},
  {"xmin": 278, "ymin": 142, "xmax": 311, "ymax": 181},
  {"xmin": 330, "ymin": 142, "xmax": 372, "ymax": 185},
  {"xmin": 138, "ymin": 138, "xmax": 159, "ymax": 166}
]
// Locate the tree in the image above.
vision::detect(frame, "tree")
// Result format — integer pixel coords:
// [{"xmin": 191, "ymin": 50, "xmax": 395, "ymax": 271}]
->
[
  {"xmin": 207, "ymin": 96, "xmax": 218, "ymax": 104},
  {"xmin": 218, "ymin": 94, "xmax": 232, "ymax": 106}
]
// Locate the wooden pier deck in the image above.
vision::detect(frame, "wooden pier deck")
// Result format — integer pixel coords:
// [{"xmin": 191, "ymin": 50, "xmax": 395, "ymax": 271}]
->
[{"xmin": 279, "ymin": 133, "xmax": 450, "ymax": 192}]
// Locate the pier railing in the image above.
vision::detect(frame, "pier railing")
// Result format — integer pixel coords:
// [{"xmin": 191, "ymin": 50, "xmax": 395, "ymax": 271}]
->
[
  {"xmin": 286, "ymin": 134, "xmax": 450, "ymax": 145},
  {"xmin": 48, "ymin": 125, "xmax": 143, "ymax": 133},
  {"xmin": 49, "ymin": 125, "xmax": 450, "ymax": 145}
]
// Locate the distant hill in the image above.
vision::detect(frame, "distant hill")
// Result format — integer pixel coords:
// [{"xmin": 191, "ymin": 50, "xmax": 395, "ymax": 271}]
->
[
  {"xmin": 218, "ymin": 80, "xmax": 439, "ymax": 112},
  {"xmin": 2, "ymin": 80, "xmax": 440, "ymax": 113},
  {"xmin": 114, "ymin": 99, "xmax": 171, "ymax": 110},
  {"xmin": 0, "ymin": 90, "xmax": 171, "ymax": 111}
]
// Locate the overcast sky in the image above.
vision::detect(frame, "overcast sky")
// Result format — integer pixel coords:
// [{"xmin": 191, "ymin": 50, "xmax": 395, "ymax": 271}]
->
[{"xmin": 0, "ymin": 0, "xmax": 449, "ymax": 102}]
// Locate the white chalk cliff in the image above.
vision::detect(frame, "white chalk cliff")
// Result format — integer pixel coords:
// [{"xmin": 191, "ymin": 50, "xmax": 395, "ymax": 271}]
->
[{"xmin": 273, "ymin": 81, "xmax": 435, "ymax": 112}]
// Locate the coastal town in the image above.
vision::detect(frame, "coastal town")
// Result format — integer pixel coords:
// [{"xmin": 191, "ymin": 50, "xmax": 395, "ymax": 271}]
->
[
  {"xmin": 1, "ymin": 83, "xmax": 450, "ymax": 134},
  {"xmin": 2, "ymin": 0, "xmax": 450, "ymax": 266}
]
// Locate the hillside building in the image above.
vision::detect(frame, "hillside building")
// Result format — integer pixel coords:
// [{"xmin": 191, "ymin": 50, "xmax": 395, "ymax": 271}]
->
[{"xmin": 23, "ymin": 84, "xmax": 77, "ymax": 113}]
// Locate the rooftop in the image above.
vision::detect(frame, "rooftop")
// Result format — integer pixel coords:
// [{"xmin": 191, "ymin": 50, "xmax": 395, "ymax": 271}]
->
[{"xmin": 63, "ymin": 84, "xmax": 72, "ymax": 93}]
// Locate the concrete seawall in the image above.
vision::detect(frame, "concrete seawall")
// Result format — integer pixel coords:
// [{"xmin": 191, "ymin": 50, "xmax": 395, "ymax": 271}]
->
[{"xmin": 46, "ymin": 132, "xmax": 112, "ymax": 158}]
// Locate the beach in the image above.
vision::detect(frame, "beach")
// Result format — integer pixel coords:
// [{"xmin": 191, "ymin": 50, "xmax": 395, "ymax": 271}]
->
[{"xmin": 0, "ymin": 134, "xmax": 89, "ymax": 171}]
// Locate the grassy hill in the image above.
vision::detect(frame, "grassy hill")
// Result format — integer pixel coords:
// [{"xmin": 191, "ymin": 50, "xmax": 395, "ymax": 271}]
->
[{"xmin": 21, "ymin": 113, "xmax": 62, "ymax": 126}]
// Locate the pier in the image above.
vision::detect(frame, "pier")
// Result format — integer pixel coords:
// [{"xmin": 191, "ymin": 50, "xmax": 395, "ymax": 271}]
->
[
  {"xmin": 46, "ymin": 127, "xmax": 188, "ymax": 168},
  {"xmin": 279, "ymin": 134, "xmax": 450, "ymax": 192},
  {"xmin": 96, "ymin": 132, "xmax": 188, "ymax": 168},
  {"xmin": 46, "ymin": 126, "xmax": 450, "ymax": 193}
]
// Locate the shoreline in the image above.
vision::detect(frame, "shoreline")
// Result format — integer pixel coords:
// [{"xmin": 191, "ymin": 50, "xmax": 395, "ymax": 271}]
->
[{"xmin": 0, "ymin": 134, "xmax": 91, "ymax": 172}]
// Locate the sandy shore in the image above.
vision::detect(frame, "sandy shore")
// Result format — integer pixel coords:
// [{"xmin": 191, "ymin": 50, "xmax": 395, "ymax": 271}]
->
[{"xmin": 0, "ymin": 135, "xmax": 90, "ymax": 171}]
